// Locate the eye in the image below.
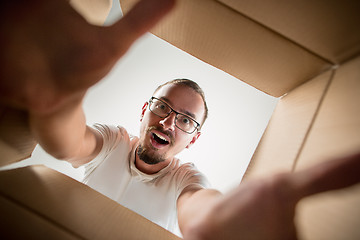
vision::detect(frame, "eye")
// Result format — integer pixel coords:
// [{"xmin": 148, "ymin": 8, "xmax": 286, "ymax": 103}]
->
[
  {"xmin": 156, "ymin": 103, "xmax": 167, "ymax": 111},
  {"xmin": 181, "ymin": 117, "xmax": 191, "ymax": 125}
]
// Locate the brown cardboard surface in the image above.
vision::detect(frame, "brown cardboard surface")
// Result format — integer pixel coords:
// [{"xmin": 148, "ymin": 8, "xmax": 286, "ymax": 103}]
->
[
  {"xmin": 0, "ymin": 166, "xmax": 181, "ymax": 240},
  {"xmin": 243, "ymin": 70, "xmax": 332, "ymax": 180},
  {"xmin": 295, "ymin": 55, "xmax": 360, "ymax": 164},
  {"xmin": 0, "ymin": 198, "xmax": 80, "ymax": 239},
  {"xmin": 293, "ymin": 56, "xmax": 360, "ymax": 240},
  {"xmin": 120, "ymin": 0, "xmax": 330, "ymax": 97},
  {"xmin": 296, "ymin": 185, "xmax": 360, "ymax": 240},
  {"xmin": 70, "ymin": 0, "xmax": 112, "ymax": 25},
  {"xmin": 219, "ymin": 0, "xmax": 360, "ymax": 64}
]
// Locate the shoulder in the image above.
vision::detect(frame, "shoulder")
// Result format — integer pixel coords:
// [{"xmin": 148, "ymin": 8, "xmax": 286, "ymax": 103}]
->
[
  {"xmin": 172, "ymin": 160, "xmax": 211, "ymax": 192},
  {"xmin": 82, "ymin": 124, "xmax": 133, "ymax": 182},
  {"xmin": 93, "ymin": 123, "xmax": 130, "ymax": 145},
  {"xmin": 175, "ymin": 161, "xmax": 203, "ymax": 177},
  {"xmin": 89, "ymin": 123, "xmax": 133, "ymax": 162}
]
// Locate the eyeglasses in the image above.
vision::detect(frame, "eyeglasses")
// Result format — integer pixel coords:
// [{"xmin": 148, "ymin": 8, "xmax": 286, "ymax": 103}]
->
[{"xmin": 148, "ymin": 97, "xmax": 200, "ymax": 134}]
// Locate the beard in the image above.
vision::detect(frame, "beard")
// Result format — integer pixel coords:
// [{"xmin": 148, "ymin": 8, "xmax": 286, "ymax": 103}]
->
[
  {"xmin": 137, "ymin": 125, "xmax": 174, "ymax": 165},
  {"xmin": 137, "ymin": 144, "xmax": 166, "ymax": 165}
]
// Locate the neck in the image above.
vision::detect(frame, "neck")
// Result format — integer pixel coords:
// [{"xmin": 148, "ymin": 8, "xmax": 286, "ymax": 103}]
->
[{"xmin": 134, "ymin": 152, "xmax": 171, "ymax": 175}]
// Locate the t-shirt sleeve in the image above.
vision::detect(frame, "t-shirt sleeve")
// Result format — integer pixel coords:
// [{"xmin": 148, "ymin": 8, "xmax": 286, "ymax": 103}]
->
[
  {"xmin": 82, "ymin": 123, "xmax": 128, "ymax": 183},
  {"xmin": 175, "ymin": 162, "xmax": 210, "ymax": 199}
]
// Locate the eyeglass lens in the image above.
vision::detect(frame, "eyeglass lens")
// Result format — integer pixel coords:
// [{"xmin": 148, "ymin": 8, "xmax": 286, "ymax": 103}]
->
[{"xmin": 150, "ymin": 98, "xmax": 197, "ymax": 133}]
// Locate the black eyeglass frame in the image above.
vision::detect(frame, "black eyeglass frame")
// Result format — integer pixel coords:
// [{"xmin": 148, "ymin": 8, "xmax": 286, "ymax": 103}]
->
[{"xmin": 148, "ymin": 97, "xmax": 201, "ymax": 134}]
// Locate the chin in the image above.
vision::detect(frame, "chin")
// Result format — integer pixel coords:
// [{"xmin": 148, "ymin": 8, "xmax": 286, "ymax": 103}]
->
[{"xmin": 137, "ymin": 144, "xmax": 166, "ymax": 165}]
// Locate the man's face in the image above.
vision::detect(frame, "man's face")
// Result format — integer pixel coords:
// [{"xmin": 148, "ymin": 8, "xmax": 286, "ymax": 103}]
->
[{"xmin": 138, "ymin": 84, "xmax": 205, "ymax": 165}]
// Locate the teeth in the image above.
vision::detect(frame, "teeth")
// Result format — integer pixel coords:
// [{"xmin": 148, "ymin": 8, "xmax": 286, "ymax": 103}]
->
[{"xmin": 154, "ymin": 132, "xmax": 168, "ymax": 142}]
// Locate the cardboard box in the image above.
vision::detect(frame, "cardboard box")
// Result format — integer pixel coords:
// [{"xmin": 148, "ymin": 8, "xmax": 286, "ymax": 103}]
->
[{"xmin": 1, "ymin": 0, "xmax": 359, "ymax": 239}]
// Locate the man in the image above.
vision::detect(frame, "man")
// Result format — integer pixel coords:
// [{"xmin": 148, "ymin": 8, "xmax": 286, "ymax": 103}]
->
[
  {"xmin": 82, "ymin": 78, "xmax": 215, "ymax": 233},
  {"xmin": 0, "ymin": 0, "xmax": 359, "ymax": 239}
]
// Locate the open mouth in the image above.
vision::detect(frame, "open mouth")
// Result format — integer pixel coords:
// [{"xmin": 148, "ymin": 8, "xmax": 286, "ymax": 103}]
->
[{"xmin": 152, "ymin": 132, "xmax": 170, "ymax": 145}]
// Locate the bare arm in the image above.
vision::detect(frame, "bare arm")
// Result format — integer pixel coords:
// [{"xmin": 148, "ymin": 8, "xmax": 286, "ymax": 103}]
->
[
  {"xmin": 28, "ymin": 94, "xmax": 102, "ymax": 167},
  {"xmin": 177, "ymin": 187, "xmax": 222, "ymax": 236},
  {"xmin": 0, "ymin": 0, "xmax": 175, "ymax": 165},
  {"xmin": 178, "ymin": 152, "xmax": 360, "ymax": 240}
]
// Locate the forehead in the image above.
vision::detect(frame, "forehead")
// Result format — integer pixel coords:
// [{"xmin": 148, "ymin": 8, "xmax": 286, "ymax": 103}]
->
[{"xmin": 153, "ymin": 84, "xmax": 205, "ymax": 122}]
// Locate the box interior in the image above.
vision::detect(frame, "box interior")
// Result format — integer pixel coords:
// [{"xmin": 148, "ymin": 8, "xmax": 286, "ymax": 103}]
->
[{"xmin": 1, "ymin": 0, "xmax": 359, "ymax": 239}]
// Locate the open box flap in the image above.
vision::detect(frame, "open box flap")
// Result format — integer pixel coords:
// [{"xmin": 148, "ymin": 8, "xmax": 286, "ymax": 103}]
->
[
  {"xmin": 120, "ymin": 0, "xmax": 334, "ymax": 97},
  {"xmin": 219, "ymin": 0, "xmax": 360, "ymax": 64},
  {"xmin": 0, "ymin": 165, "xmax": 181, "ymax": 239}
]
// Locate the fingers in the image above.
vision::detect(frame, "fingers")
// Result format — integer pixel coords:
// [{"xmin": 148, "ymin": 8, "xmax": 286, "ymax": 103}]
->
[
  {"xmin": 290, "ymin": 152, "xmax": 360, "ymax": 201},
  {"xmin": 105, "ymin": 0, "xmax": 176, "ymax": 54}
]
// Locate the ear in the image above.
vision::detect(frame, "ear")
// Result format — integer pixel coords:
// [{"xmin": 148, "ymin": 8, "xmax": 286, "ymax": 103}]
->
[
  {"xmin": 186, "ymin": 132, "xmax": 201, "ymax": 149},
  {"xmin": 140, "ymin": 102, "xmax": 148, "ymax": 122}
]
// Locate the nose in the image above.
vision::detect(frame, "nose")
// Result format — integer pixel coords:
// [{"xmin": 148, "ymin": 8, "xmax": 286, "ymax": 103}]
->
[{"xmin": 159, "ymin": 112, "xmax": 176, "ymax": 131}]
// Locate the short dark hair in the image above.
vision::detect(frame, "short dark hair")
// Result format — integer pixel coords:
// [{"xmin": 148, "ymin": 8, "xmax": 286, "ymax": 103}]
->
[{"xmin": 153, "ymin": 79, "xmax": 208, "ymax": 128}]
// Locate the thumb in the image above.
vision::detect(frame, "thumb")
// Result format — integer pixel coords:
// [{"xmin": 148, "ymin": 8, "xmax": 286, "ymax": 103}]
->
[
  {"xmin": 290, "ymin": 152, "xmax": 360, "ymax": 201},
  {"xmin": 104, "ymin": 0, "xmax": 176, "ymax": 55}
]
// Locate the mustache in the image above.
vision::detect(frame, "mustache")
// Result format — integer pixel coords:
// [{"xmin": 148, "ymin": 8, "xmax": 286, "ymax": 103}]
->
[{"xmin": 147, "ymin": 126, "xmax": 175, "ymax": 144}]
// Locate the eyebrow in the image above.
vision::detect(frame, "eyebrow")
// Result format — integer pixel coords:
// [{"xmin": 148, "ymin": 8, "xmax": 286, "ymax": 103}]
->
[{"xmin": 160, "ymin": 97, "xmax": 197, "ymax": 120}]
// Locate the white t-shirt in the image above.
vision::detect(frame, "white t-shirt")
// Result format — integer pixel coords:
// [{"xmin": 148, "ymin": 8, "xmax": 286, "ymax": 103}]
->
[{"xmin": 82, "ymin": 124, "xmax": 209, "ymax": 233}]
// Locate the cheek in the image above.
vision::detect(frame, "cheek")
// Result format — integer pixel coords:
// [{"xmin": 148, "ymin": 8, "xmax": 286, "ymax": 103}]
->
[
  {"xmin": 140, "ymin": 113, "xmax": 152, "ymax": 129},
  {"xmin": 139, "ymin": 114, "xmax": 151, "ymax": 136},
  {"xmin": 143, "ymin": 111, "xmax": 159, "ymax": 124},
  {"xmin": 173, "ymin": 133, "xmax": 193, "ymax": 148}
]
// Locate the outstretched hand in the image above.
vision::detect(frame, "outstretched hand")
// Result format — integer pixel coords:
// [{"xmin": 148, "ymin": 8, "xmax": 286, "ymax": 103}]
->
[
  {"xmin": 0, "ymin": 0, "xmax": 175, "ymax": 113},
  {"xmin": 183, "ymin": 152, "xmax": 360, "ymax": 240}
]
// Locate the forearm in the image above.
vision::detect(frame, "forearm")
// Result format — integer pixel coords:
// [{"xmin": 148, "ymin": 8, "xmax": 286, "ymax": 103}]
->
[
  {"xmin": 28, "ymin": 93, "xmax": 98, "ymax": 165},
  {"xmin": 178, "ymin": 189, "xmax": 223, "ymax": 239}
]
